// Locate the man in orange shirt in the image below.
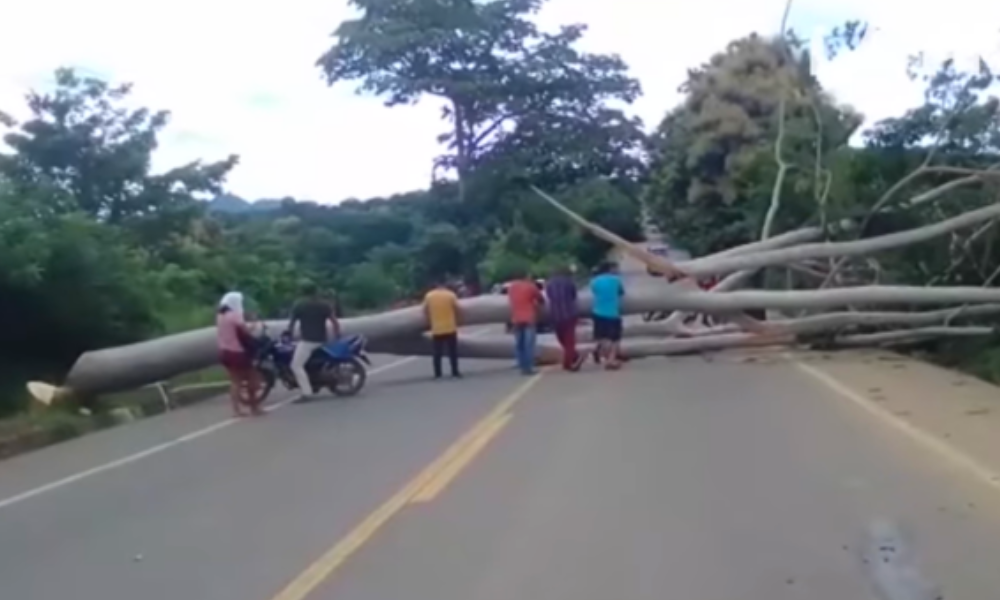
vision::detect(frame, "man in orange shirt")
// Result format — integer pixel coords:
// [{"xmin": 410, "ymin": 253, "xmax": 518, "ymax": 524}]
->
[
  {"xmin": 423, "ymin": 279, "xmax": 462, "ymax": 379},
  {"xmin": 506, "ymin": 271, "xmax": 544, "ymax": 375}
]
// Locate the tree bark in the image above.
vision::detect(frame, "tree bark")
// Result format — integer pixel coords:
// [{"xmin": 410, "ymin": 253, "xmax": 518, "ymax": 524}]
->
[
  {"xmin": 59, "ymin": 286, "xmax": 1000, "ymax": 396},
  {"xmin": 623, "ymin": 304, "xmax": 1000, "ymax": 339},
  {"xmin": 681, "ymin": 202, "xmax": 1000, "ymax": 278},
  {"xmin": 366, "ymin": 335, "xmax": 563, "ymax": 363},
  {"xmin": 830, "ymin": 326, "xmax": 994, "ymax": 348}
]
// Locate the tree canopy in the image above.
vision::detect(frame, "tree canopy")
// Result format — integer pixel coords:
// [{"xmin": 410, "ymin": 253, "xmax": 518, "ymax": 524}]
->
[
  {"xmin": 317, "ymin": 0, "xmax": 645, "ymax": 198},
  {"xmin": 644, "ymin": 33, "xmax": 863, "ymax": 255},
  {"xmin": 3, "ymin": 2, "xmax": 1000, "ymax": 420},
  {"xmin": 0, "ymin": 44, "xmax": 641, "ymax": 413}
]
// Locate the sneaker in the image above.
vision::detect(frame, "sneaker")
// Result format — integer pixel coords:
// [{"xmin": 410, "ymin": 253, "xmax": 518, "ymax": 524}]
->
[{"xmin": 571, "ymin": 353, "xmax": 586, "ymax": 371}]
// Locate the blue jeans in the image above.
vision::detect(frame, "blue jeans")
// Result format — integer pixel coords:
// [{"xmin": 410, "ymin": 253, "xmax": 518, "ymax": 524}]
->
[{"xmin": 513, "ymin": 324, "xmax": 537, "ymax": 374}]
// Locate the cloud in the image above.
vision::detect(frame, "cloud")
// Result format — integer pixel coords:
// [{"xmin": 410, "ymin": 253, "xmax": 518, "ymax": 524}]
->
[{"xmin": 1, "ymin": 0, "xmax": 998, "ymax": 203}]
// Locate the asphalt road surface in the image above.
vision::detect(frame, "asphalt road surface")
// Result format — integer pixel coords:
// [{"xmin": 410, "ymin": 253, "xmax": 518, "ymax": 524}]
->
[
  {"xmin": 3, "ymin": 342, "xmax": 1000, "ymax": 600},
  {"xmin": 1, "ymin": 250, "xmax": 998, "ymax": 600}
]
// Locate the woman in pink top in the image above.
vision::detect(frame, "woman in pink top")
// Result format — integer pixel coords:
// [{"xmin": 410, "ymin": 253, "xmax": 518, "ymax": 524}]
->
[{"xmin": 217, "ymin": 292, "xmax": 263, "ymax": 417}]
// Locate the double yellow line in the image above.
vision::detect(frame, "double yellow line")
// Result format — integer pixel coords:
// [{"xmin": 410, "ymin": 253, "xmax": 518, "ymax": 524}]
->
[{"xmin": 270, "ymin": 372, "xmax": 545, "ymax": 600}]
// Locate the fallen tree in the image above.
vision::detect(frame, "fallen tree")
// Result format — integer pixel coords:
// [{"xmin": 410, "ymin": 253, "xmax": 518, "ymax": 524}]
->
[
  {"xmin": 42, "ymin": 284, "xmax": 1000, "ymax": 398},
  {"xmin": 535, "ymin": 185, "xmax": 1000, "ymax": 280},
  {"xmin": 619, "ymin": 304, "xmax": 1000, "ymax": 339},
  {"xmin": 26, "ymin": 7, "xmax": 1000, "ymax": 409},
  {"xmin": 32, "ymin": 174, "xmax": 1000, "ymax": 404}
]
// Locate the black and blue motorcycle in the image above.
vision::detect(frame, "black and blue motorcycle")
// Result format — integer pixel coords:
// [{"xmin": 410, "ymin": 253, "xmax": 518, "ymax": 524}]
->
[{"xmin": 252, "ymin": 326, "xmax": 371, "ymax": 401}]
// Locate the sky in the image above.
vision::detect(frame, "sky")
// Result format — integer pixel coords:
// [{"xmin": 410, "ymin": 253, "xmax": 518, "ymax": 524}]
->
[{"xmin": 1, "ymin": 0, "xmax": 998, "ymax": 204}]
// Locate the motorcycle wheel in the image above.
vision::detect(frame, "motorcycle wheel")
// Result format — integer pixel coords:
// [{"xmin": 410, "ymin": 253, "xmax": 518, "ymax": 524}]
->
[
  {"xmin": 323, "ymin": 358, "xmax": 368, "ymax": 397},
  {"xmin": 256, "ymin": 365, "xmax": 277, "ymax": 403}
]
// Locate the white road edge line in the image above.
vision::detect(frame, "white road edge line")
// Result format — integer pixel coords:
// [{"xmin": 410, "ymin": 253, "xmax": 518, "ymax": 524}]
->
[
  {"xmin": 791, "ymin": 355, "xmax": 1000, "ymax": 493},
  {"xmin": 0, "ymin": 327, "xmax": 495, "ymax": 511}
]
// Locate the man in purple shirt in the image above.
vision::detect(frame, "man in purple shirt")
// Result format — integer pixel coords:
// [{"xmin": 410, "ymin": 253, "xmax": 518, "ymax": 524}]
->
[{"xmin": 545, "ymin": 265, "xmax": 585, "ymax": 371}]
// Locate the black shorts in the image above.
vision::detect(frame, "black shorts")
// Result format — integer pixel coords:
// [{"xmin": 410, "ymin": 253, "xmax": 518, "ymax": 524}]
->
[{"xmin": 592, "ymin": 315, "xmax": 622, "ymax": 342}]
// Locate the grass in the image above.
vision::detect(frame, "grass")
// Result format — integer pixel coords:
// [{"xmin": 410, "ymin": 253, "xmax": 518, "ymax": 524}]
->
[
  {"xmin": 918, "ymin": 338, "xmax": 1000, "ymax": 387},
  {"xmin": 0, "ymin": 365, "xmax": 232, "ymax": 461},
  {"xmin": 0, "ymin": 303, "xmax": 234, "ymax": 460},
  {"xmin": 0, "ymin": 409, "xmax": 100, "ymax": 460}
]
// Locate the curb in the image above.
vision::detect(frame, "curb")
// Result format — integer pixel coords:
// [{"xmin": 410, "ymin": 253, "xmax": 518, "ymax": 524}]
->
[{"xmin": 0, "ymin": 382, "xmax": 230, "ymax": 462}]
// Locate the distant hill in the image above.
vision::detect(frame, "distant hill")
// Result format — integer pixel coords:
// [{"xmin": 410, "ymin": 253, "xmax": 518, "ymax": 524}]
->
[{"xmin": 207, "ymin": 194, "xmax": 284, "ymax": 214}]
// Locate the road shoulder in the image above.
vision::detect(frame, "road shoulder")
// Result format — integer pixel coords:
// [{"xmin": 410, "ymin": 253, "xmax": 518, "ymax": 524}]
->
[{"xmin": 791, "ymin": 348, "xmax": 1000, "ymax": 491}]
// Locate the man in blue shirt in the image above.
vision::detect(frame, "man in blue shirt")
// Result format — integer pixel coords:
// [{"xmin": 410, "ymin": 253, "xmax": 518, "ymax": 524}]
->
[{"xmin": 590, "ymin": 261, "xmax": 625, "ymax": 369}]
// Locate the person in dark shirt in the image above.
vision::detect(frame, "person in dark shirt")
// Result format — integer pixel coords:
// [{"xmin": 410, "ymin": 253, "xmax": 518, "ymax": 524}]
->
[
  {"xmin": 545, "ymin": 266, "xmax": 585, "ymax": 371},
  {"xmin": 287, "ymin": 282, "xmax": 340, "ymax": 400}
]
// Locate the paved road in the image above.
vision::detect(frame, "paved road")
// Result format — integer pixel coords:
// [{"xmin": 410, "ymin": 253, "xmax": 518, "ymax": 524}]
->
[
  {"xmin": 3, "ymin": 345, "xmax": 1000, "ymax": 599},
  {"xmin": 4, "ymin": 252, "xmax": 1000, "ymax": 599}
]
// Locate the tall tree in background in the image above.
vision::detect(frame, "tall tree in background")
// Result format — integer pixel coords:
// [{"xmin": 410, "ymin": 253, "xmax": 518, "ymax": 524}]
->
[
  {"xmin": 644, "ymin": 33, "xmax": 862, "ymax": 255},
  {"xmin": 0, "ymin": 68, "xmax": 238, "ymax": 248},
  {"xmin": 316, "ymin": 0, "xmax": 644, "ymax": 200},
  {"xmin": 0, "ymin": 69, "xmax": 244, "ymax": 411}
]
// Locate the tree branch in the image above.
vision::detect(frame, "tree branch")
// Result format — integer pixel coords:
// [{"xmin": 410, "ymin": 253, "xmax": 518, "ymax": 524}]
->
[
  {"xmin": 688, "ymin": 201, "xmax": 1000, "ymax": 278},
  {"xmin": 832, "ymin": 325, "xmax": 993, "ymax": 347},
  {"xmin": 624, "ymin": 304, "xmax": 1000, "ymax": 338},
  {"xmin": 759, "ymin": 0, "xmax": 795, "ymax": 240},
  {"xmin": 821, "ymin": 169, "xmax": 1000, "ymax": 288}
]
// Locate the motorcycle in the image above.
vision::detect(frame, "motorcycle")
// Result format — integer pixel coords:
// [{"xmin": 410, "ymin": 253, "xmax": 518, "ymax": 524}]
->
[{"xmin": 252, "ymin": 326, "xmax": 371, "ymax": 401}]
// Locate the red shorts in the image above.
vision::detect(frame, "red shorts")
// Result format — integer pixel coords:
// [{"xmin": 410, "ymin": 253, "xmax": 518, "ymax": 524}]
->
[{"xmin": 219, "ymin": 349, "xmax": 252, "ymax": 376}]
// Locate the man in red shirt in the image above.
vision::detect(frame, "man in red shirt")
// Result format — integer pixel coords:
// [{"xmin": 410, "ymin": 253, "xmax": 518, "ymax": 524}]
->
[{"xmin": 506, "ymin": 271, "xmax": 544, "ymax": 375}]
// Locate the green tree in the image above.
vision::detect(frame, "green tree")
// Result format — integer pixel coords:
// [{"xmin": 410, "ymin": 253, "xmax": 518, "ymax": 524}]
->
[
  {"xmin": 644, "ymin": 34, "xmax": 861, "ymax": 254},
  {"xmin": 562, "ymin": 179, "xmax": 643, "ymax": 268},
  {"xmin": 316, "ymin": 0, "xmax": 642, "ymax": 199},
  {"xmin": 0, "ymin": 181, "xmax": 165, "ymax": 413},
  {"xmin": 342, "ymin": 262, "xmax": 401, "ymax": 310},
  {"xmin": 367, "ymin": 243, "xmax": 417, "ymax": 295},
  {"xmin": 0, "ymin": 68, "xmax": 238, "ymax": 246}
]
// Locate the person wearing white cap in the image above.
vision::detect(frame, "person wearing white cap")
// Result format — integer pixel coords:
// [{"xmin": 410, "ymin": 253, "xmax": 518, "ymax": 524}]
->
[{"xmin": 216, "ymin": 291, "xmax": 264, "ymax": 416}]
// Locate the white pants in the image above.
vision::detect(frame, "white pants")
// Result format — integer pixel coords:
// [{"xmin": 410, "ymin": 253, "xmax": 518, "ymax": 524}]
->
[{"xmin": 291, "ymin": 341, "xmax": 323, "ymax": 396}]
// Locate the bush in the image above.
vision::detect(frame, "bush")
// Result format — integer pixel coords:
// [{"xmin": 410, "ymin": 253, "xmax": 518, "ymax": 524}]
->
[{"xmin": 0, "ymin": 410, "xmax": 95, "ymax": 459}]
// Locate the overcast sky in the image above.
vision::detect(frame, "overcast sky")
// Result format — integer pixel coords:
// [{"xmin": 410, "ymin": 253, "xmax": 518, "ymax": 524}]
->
[{"xmin": 1, "ymin": 0, "xmax": 998, "ymax": 203}]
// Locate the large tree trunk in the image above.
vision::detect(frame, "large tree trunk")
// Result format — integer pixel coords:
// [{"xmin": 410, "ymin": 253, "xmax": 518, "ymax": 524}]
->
[
  {"xmin": 366, "ymin": 335, "xmax": 564, "ymax": 363},
  {"xmin": 32, "ymin": 179, "xmax": 1000, "ymax": 406},
  {"xmin": 623, "ymin": 304, "xmax": 1000, "ymax": 339},
  {"xmin": 829, "ymin": 326, "xmax": 994, "ymax": 348},
  {"xmin": 58, "ymin": 285, "xmax": 1000, "ymax": 396}
]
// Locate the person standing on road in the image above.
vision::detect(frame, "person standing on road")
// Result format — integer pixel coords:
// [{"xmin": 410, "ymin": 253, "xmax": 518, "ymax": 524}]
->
[
  {"xmin": 590, "ymin": 261, "xmax": 625, "ymax": 370},
  {"xmin": 287, "ymin": 282, "xmax": 340, "ymax": 401},
  {"xmin": 216, "ymin": 292, "xmax": 264, "ymax": 417},
  {"xmin": 423, "ymin": 279, "xmax": 462, "ymax": 379},
  {"xmin": 507, "ymin": 270, "xmax": 544, "ymax": 375},
  {"xmin": 545, "ymin": 265, "xmax": 585, "ymax": 371}
]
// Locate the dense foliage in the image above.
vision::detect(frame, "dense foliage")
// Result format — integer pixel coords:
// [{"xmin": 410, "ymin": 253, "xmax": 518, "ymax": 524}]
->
[
  {"xmin": 642, "ymin": 30, "xmax": 1000, "ymax": 378},
  {"xmin": 0, "ymin": 0, "xmax": 644, "ymax": 414},
  {"xmin": 644, "ymin": 33, "xmax": 1000, "ymax": 279},
  {"xmin": 2, "ymin": 0, "xmax": 999, "ymax": 418}
]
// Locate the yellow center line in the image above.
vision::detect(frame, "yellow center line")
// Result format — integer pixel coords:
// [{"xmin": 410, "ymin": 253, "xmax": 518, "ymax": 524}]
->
[
  {"xmin": 268, "ymin": 371, "xmax": 545, "ymax": 600},
  {"xmin": 412, "ymin": 412, "xmax": 512, "ymax": 503}
]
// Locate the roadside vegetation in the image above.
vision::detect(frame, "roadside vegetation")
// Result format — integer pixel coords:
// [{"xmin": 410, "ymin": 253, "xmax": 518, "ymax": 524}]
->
[{"xmin": 1, "ymin": 0, "xmax": 998, "ymax": 454}]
